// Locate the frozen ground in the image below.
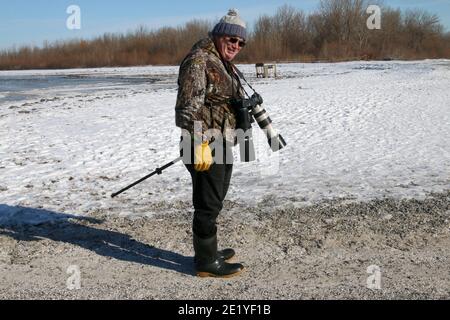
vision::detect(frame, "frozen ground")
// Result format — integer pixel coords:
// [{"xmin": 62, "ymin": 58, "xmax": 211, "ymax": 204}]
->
[
  {"xmin": 0, "ymin": 60, "xmax": 449, "ymax": 219},
  {"xmin": 0, "ymin": 60, "xmax": 449, "ymax": 299}
]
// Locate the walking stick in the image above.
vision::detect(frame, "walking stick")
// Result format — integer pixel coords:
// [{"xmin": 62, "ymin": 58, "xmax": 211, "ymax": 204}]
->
[{"xmin": 111, "ymin": 157, "xmax": 182, "ymax": 198}]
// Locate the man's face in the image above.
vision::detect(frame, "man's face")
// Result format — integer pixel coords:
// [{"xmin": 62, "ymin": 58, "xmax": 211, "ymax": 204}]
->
[{"xmin": 216, "ymin": 36, "xmax": 246, "ymax": 61}]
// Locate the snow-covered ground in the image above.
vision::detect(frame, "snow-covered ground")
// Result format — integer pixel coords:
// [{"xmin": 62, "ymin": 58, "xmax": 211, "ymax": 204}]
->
[{"xmin": 0, "ymin": 60, "xmax": 449, "ymax": 221}]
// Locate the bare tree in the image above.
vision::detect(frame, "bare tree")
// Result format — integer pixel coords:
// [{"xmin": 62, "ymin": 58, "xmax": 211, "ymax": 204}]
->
[
  {"xmin": 403, "ymin": 9, "xmax": 442, "ymax": 54},
  {"xmin": 0, "ymin": 3, "xmax": 449, "ymax": 69}
]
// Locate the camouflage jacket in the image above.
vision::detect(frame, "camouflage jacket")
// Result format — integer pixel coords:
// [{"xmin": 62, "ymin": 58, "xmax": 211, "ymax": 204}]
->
[{"xmin": 175, "ymin": 37, "xmax": 244, "ymax": 143}]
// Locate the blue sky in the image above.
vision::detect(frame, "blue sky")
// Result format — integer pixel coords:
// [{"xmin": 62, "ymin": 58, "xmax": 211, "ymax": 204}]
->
[{"xmin": 1, "ymin": 0, "xmax": 449, "ymax": 50}]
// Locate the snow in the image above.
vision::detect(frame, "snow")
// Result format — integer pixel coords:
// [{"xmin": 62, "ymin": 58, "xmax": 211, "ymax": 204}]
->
[
  {"xmin": 0, "ymin": 65, "xmax": 178, "ymax": 77},
  {"xmin": 1, "ymin": 60, "xmax": 449, "ymax": 220}
]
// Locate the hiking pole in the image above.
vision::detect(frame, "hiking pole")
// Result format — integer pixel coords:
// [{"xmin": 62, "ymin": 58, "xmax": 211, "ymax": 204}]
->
[{"xmin": 111, "ymin": 157, "xmax": 182, "ymax": 198}]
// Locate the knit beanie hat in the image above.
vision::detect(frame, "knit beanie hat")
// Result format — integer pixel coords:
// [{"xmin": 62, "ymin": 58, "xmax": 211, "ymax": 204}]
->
[{"xmin": 211, "ymin": 9, "xmax": 247, "ymax": 41}]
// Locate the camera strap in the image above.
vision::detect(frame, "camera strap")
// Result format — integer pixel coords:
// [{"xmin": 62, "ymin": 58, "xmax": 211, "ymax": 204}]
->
[
  {"xmin": 230, "ymin": 64, "xmax": 258, "ymax": 98},
  {"xmin": 222, "ymin": 60, "xmax": 245, "ymax": 101}
]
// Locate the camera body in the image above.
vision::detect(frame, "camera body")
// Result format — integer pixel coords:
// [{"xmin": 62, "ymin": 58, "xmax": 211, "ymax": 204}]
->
[
  {"xmin": 231, "ymin": 93, "xmax": 263, "ymax": 131},
  {"xmin": 231, "ymin": 92, "xmax": 286, "ymax": 162},
  {"xmin": 230, "ymin": 94, "xmax": 263, "ymax": 162}
]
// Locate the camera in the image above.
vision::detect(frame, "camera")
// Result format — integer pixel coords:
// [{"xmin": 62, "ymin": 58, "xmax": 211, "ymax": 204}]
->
[
  {"xmin": 231, "ymin": 93, "xmax": 262, "ymax": 131},
  {"xmin": 231, "ymin": 92, "xmax": 286, "ymax": 162},
  {"xmin": 231, "ymin": 94, "xmax": 263, "ymax": 162}
]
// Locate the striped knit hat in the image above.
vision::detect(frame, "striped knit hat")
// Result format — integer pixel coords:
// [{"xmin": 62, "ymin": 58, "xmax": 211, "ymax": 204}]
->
[{"xmin": 211, "ymin": 9, "xmax": 247, "ymax": 41}]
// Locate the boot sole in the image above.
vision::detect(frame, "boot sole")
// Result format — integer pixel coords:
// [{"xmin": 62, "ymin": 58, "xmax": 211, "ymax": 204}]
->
[{"xmin": 196, "ymin": 268, "xmax": 244, "ymax": 278}]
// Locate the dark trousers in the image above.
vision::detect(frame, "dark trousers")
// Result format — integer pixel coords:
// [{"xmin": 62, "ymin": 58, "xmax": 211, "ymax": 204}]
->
[{"xmin": 185, "ymin": 163, "xmax": 233, "ymax": 239}]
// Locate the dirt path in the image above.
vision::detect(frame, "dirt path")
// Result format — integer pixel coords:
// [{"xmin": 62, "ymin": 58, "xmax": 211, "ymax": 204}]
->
[{"xmin": 1, "ymin": 192, "xmax": 449, "ymax": 299}]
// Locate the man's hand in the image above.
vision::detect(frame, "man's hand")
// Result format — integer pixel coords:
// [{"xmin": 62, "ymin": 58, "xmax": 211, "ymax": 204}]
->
[{"xmin": 194, "ymin": 142, "xmax": 213, "ymax": 171}]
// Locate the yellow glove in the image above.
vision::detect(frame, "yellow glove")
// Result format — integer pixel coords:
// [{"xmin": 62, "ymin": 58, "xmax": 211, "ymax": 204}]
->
[{"xmin": 194, "ymin": 142, "xmax": 213, "ymax": 172}]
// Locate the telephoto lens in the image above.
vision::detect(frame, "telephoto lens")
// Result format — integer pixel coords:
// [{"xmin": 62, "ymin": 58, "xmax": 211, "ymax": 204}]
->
[{"xmin": 250, "ymin": 103, "xmax": 287, "ymax": 152}]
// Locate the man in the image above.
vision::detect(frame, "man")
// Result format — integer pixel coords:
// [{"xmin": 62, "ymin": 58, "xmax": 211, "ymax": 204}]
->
[{"xmin": 175, "ymin": 9, "xmax": 247, "ymax": 278}]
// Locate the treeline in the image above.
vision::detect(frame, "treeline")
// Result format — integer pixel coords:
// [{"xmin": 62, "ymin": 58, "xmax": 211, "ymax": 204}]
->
[
  {"xmin": 1, "ymin": 0, "xmax": 449, "ymax": 70},
  {"xmin": 241, "ymin": 1, "xmax": 450, "ymax": 62},
  {"xmin": 0, "ymin": 20, "xmax": 211, "ymax": 69}
]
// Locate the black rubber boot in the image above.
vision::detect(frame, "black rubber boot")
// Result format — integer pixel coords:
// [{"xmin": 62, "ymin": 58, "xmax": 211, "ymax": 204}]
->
[
  {"xmin": 196, "ymin": 248, "xmax": 234, "ymax": 263},
  {"xmin": 193, "ymin": 234, "xmax": 244, "ymax": 278},
  {"xmin": 219, "ymin": 248, "xmax": 235, "ymax": 261},
  {"xmin": 194, "ymin": 248, "xmax": 235, "ymax": 264}
]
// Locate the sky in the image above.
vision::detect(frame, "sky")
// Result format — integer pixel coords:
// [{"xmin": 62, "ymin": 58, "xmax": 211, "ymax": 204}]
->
[{"xmin": 0, "ymin": 0, "xmax": 449, "ymax": 50}]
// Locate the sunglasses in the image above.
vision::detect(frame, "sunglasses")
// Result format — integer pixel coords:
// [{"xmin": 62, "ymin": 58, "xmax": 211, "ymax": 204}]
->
[{"xmin": 226, "ymin": 37, "xmax": 246, "ymax": 48}]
